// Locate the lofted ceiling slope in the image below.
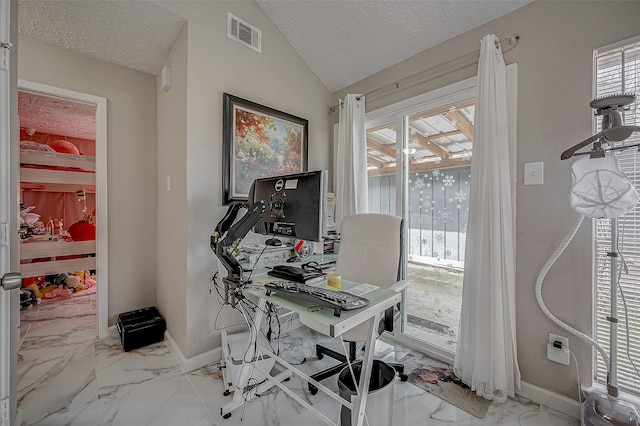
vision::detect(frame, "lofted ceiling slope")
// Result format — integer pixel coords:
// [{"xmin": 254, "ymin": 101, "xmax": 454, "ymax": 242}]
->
[
  {"xmin": 17, "ymin": 0, "xmax": 531, "ymax": 94},
  {"xmin": 256, "ymin": 0, "xmax": 531, "ymax": 92}
]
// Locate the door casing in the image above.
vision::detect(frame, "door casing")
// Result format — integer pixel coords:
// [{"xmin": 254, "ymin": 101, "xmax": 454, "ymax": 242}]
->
[
  {"xmin": 1, "ymin": 1, "xmax": 19, "ymax": 424},
  {"xmin": 18, "ymin": 80, "xmax": 109, "ymax": 339}
]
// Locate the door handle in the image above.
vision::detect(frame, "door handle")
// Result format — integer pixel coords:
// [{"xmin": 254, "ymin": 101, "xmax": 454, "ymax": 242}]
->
[{"xmin": 0, "ymin": 272, "xmax": 21, "ymax": 290}]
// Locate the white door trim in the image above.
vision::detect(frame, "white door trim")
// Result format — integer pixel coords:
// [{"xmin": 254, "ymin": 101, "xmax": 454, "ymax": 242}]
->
[
  {"xmin": 18, "ymin": 80, "xmax": 109, "ymax": 339},
  {"xmin": 0, "ymin": 0, "xmax": 18, "ymax": 423}
]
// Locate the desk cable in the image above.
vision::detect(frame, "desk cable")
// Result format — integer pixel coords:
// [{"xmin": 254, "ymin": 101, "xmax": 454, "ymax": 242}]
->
[{"xmin": 247, "ymin": 231, "xmax": 281, "ymax": 282}]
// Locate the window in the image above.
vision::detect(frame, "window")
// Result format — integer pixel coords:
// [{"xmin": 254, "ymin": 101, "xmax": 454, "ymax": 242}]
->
[{"xmin": 594, "ymin": 37, "xmax": 640, "ymax": 395}]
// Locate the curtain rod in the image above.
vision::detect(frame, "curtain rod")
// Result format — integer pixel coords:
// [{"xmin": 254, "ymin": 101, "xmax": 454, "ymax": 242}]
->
[{"xmin": 328, "ymin": 34, "xmax": 520, "ymax": 113}]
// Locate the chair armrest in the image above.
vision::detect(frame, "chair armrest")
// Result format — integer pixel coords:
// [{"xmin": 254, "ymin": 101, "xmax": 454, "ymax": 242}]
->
[{"xmin": 388, "ymin": 279, "xmax": 409, "ymax": 293}]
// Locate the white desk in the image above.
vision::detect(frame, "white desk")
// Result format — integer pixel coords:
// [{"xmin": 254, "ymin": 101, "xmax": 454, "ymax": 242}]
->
[{"xmin": 220, "ymin": 269, "xmax": 401, "ymax": 426}]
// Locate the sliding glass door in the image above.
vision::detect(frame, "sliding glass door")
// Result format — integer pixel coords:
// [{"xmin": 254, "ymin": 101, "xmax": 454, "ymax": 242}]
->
[{"xmin": 365, "ymin": 80, "xmax": 475, "ymax": 359}]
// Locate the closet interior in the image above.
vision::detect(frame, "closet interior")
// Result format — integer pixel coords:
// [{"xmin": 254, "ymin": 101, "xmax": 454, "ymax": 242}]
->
[{"xmin": 18, "ymin": 90, "xmax": 98, "ymax": 310}]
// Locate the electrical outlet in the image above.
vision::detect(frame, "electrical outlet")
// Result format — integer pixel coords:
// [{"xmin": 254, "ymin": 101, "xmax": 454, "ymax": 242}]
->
[
  {"xmin": 547, "ymin": 333, "xmax": 570, "ymax": 365},
  {"xmin": 524, "ymin": 162, "xmax": 544, "ymax": 185}
]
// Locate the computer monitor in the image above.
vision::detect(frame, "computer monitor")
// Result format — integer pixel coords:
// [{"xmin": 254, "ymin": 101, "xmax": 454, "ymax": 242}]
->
[{"xmin": 248, "ymin": 170, "xmax": 328, "ymax": 243}]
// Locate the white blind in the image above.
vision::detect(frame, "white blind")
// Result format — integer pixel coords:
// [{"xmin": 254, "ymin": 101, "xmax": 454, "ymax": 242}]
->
[{"xmin": 594, "ymin": 39, "xmax": 640, "ymax": 395}]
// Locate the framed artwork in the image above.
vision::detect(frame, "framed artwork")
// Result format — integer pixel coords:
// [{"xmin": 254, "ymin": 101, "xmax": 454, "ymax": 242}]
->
[{"xmin": 222, "ymin": 93, "xmax": 308, "ymax": 204}]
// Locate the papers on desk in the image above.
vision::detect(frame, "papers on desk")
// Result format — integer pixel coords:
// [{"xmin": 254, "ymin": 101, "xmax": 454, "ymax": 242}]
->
[
  {"xmin": 242, "ymin": 244, "xmax": 290, "ymax": 254},
  {"xmin": 344, "ymin": 283, "xmax": 379, "ymax": 297},
  {"xmin": 241, "ymin": 244, "xmax": 291, "ymax": 264}
]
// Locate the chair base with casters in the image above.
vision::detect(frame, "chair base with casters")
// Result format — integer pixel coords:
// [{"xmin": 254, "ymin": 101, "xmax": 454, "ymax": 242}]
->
[{"xmin": 307, "ymin": 310, "xmax": 409, "ymax": 395}]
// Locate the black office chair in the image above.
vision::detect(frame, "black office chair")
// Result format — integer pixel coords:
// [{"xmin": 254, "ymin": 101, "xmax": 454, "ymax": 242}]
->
[{"xmin": 300, "ymin": 214, "xmax": 409, "ymax": 394}]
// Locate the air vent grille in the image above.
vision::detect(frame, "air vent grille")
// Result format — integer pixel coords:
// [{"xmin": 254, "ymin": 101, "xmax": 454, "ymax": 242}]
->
[{"xmin": 228, "ymin": 13, "xmax": 261, "ymax": 53}]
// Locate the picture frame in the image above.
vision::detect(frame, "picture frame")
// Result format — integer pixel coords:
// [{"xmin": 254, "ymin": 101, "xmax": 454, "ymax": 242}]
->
[{"xmin": 222, "ymin": 93, "xmax": 309, "ymax": 205}]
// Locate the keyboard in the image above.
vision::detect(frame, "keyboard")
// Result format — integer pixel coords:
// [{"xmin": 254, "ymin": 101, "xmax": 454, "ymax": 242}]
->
[{"xmin": 264, "ymin": 280, "xmax": 370, "ymax": 317}]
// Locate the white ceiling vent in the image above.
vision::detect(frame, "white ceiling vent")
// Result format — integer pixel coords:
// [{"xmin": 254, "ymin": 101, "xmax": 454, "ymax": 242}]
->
[{"xmin": 228, "ymin": 13, "xmax": 262, "ymax": 53}]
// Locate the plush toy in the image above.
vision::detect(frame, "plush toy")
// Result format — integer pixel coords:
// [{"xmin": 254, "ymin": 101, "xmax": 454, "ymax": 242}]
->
[
  {"xmin": 44, "ymin": 285, "xmax": 72, "ymax": 299},
  {"xmin": 22, "ymin": 275, "xmax": 44, "ymax": 287},
  {"xmin": 54, "ymin": 273, "xmax": 69, "ymax": 286},
  {"xmin": 66, "ymin": 275, "xmax": 81, "ymax": 290},
  {"xmin": 40, "ymin": 284, "xmax": 58, "ymax": 296},
  {"xmin": 23, "ymin": 283, "xmax": 43, "ymax": 299},
  {"xmin": 84, "ymin": 277, "xmax": 97, "ymax": 289},
  {"xmin": 74, "ymin": 270, "xmax": 90, "ymax": 282}
]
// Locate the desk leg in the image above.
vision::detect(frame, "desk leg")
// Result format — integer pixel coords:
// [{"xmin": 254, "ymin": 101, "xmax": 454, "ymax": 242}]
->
[
  {"xmin": 220, "ymin": 299, "xmax": 267, "ymax": 418},
  {"xmin": 352, "ymin": 312, "xmax": 381, "ymax": 426}
]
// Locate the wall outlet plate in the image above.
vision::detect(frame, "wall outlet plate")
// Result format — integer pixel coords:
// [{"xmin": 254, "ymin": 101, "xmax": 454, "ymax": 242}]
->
[{"xmin": 547, "ymin": 333, "xmax": 570, "ymax": 365}]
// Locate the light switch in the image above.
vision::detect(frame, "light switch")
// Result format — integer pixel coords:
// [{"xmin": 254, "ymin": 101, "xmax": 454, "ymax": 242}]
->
[
  {"xmin": 166, "ymin": 175, "xmax": 171, "ymax": 192},
  {"xmin": 524, "ymin": 162, "xmax": 543, "ymax": 185}
]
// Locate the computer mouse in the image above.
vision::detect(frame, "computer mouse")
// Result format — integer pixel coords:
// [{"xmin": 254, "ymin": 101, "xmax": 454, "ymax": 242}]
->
[{"xmin": 265, "ymin": 238, "xmax": 282, "ymax": 246}]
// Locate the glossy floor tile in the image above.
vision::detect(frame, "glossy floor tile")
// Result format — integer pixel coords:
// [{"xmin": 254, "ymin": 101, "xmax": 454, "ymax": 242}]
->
[{"xmin": 17, "ymin": 293, "xmax": 578, "ymax": 425}]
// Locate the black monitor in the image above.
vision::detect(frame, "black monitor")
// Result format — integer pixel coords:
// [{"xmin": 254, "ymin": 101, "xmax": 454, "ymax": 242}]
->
[{"xmin": 248, "ymin": 170, "xmax": 328, "ymax": 243}]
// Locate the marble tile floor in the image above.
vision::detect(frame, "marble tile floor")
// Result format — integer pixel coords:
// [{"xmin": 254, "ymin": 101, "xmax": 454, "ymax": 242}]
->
[{"xmin": 17, "ymin": 293, "xmax": 579, "ymax": 425}]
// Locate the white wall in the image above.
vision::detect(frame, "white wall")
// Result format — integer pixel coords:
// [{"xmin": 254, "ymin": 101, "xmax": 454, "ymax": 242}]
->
[
  {"xmin": 334, "ymin": 0, "xmax": 640, "ymax": 400},
  {"xmin": 156, "ymin": 1, "xmax": 332, "ymax": 359},
  {"xmin": 18, "ymin": 36, "xmax": 159, "ymax": 325}
]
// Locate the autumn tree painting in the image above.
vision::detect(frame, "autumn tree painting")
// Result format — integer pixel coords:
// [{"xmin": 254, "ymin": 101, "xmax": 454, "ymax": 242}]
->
[
  {"xmin": 223, "ymin": 94, "xmax": 308, "ymax": 204},
  {"xmin": 232, "ymin": 106, "xmax": 305, "ymax": 196}
]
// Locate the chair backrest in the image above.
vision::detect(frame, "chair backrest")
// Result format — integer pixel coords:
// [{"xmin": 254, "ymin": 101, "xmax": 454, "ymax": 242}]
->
[{"xmin": 335, "ymin": 213, "xmax": 403, "ymax": 289}]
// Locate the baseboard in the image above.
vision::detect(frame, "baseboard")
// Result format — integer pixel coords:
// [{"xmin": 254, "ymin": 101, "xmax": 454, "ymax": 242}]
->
[
  {"xmin": 164, "ymin": 331, "xmax": 222, "ymax": 374},
  {"xmin": 13, "ymin": 408, "xmax": 22, "ymax": 426},
  {"xmin": 162, "ymin": 316, "xmax": 303, "ymax": 374},
  {"xmin": 518, "ymin": 380, "xmax": 581, "ymax": 420}
]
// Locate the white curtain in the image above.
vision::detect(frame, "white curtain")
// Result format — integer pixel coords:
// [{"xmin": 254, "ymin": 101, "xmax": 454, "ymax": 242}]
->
[
  {"xmin": 334, "ymin": 94, "xmax": 368, "ymax": 230},
  {"xmin": 453, "ymin": 34, "xmax": 520, "ymax": 402}
]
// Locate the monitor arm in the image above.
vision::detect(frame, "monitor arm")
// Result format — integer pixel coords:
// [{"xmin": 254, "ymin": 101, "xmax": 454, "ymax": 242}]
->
[{"xmin": 210, "ymin": 200, "xmax": 266, "ymax": 306}]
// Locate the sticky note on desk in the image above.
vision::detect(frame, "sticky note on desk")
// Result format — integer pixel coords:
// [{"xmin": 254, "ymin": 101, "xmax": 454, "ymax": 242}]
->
[{"xmin": 346, "ymin": 283, "xmax": 378, "ymax": 296}]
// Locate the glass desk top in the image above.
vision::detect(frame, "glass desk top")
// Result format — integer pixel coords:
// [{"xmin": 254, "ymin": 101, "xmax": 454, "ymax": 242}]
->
[{"xmin": 242, "ymin": 265, "xmax": 401, "ymax": 337}]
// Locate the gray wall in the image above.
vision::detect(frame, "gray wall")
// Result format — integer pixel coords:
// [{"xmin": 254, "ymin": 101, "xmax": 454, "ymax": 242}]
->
[
  {"xmin": 156, "ymin": 1, "xmax": 332, "ymax": 358},
  {"xmin": 335, "ymin": 0, "xmax": 640, "ymax": 400},
  {"xmin": 18, "ymin": 36, "xmax": 159, "ymax": 325},
  {"xmin": 156, "ymin": 24, "xmax": 189, "ymax": 353}
]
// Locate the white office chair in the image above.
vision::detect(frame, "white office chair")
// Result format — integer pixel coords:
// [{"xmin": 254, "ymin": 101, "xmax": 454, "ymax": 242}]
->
[{"xmin": 300, "ymin": 213, "xmax": 409, "ymax": 394}]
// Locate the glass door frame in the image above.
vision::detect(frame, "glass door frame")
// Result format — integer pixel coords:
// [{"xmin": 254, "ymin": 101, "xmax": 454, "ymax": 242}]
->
[{"xmin": 365, "ymin": 76, "xmax": 477, "ymax": 363}]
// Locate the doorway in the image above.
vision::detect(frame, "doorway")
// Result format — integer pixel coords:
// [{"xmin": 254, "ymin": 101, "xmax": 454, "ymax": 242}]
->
[
  {"xmin": 365, "ymin": 77, "xmax": 476, "ymax": 362},
  {"xmin": 17, "ymin": 80, "xmax": 108, "ymax": 339}
]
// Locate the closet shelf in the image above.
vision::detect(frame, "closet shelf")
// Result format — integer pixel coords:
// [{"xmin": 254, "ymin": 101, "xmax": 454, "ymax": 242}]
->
[
  {"xmin": 20, "ymin": 150, "xmax": 96, "ymax": 171},
  {"xmin": 20, "ymin": 240, "xmax": 96, "ymax": 277},
  {"xmin": 20, "ymin": 168, "xmax": 95, "ymax": 187},
  {"xmin": 21, "ymin": 240, "xmax": 96, "ymax": 259},
  {"xmin": 20, "ymin": 182, "xmax": 96, "ymax": 193}
]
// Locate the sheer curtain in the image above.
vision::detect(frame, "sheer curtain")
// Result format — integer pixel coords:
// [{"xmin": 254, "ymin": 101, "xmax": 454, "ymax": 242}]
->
[
  {"xmin": 453, "ymin": 34, "xmax": 520, "ymax": 402},
  {"xmin": 334, "ymin": 94, "xmax": 368, "ymax": 230}
]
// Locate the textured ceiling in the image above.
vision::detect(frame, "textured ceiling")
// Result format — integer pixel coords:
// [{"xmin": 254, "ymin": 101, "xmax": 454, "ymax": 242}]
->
[
  {"xmin": 257, "ymin": 0, "xmax": 531, "ymax": 92},
  {"xmin": 19, "ymin": 91, "xmax": 96, "ymax": 140},
  {"xmin": 18, "ymin": 0, "xmax": 185, "ymax": 75},
  {"xmin": 17, "ymin": 0, "xmax": 530, "ymax": 93}
]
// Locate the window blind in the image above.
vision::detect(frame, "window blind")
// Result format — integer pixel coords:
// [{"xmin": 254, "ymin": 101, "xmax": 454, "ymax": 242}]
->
[{"xmin": 594, "ymin": 39, "xmax": 640, "ymax": 395}]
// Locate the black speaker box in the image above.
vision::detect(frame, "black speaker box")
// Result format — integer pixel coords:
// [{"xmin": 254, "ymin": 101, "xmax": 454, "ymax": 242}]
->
[{"xmin": 116, "ymin": 306, "xmax": 166, "ymax": 352}]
